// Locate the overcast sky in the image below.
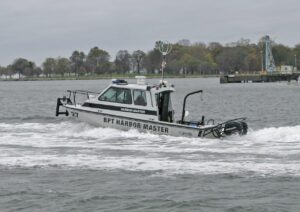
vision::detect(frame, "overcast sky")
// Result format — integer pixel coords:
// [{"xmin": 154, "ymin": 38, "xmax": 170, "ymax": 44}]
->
[{"xmin": 0, "ymin": 0, "xmax": 299, "ymax": 66}]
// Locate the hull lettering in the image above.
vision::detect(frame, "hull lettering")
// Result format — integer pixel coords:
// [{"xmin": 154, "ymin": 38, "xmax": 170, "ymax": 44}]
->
[{"xmin": 103, "ymin": 117, "xmax": 168, "ymax": 134}]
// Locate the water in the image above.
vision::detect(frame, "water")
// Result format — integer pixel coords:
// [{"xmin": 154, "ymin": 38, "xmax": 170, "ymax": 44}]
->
[{"xmin": 0, "ymin": 78, "xmax": 299, "ymax": 211}]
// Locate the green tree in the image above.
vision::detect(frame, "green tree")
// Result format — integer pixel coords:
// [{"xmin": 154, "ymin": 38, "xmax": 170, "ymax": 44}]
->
[
  {"xmin": 294, "ymin": 44, "xmax": 300, "ymax": 70},
  {"xmin": 86, "ymin": 47, "xmax": 111, "ymax": 75},
  {"xmin": 177, "ymin": 39, "xmax": 191, "ymax": 46},
  {"xmin": 70, "ymin": 51, "xmax": 85, "ymax": 78},
  {"xmin": 55, "ymin": 57, "xmax": 70, "ymax": 76},
  {"xmin": 208, "ymin": 42, "xmax": 223, "ymax": 61},
  {"xmin": 4, "ymin": 65, "xmax": 14, "ymax": 78},
  {"xmin": 0, "ymin": 66, "xmax": 14, "ymax": 79},
  {"xmin": 132, "ymin": 50, "xmax": 146, "ymax": 74},
  {"xmin": 114, "ymin": 50, "xmax": 131, "ymax": 74},
  {"xmin": 216, "ymin": 47, "xmax": 249, "ymax": 74},
  {"xmin": 179, "ymin": 54, "xmax": 201, "ymax": 75},
  {"xmin": 0, "ymin": 66, "xmax": 5, "ymax": 78},
  {"xmin": 11, "ymin": 58, "xmax": 30, "ymax": 78},
  {"xmin": 42, "ymin": 58, "xmax": 56, "ymax": 77},
  {"xmin": 144, "ymin": 49, "xmax": 161, "ymax": 74},
  {"xmin": 273, "ymin": 44, "xmax": 294, "ymax": 66},
  {"xmin": 33, "ymin": 67, "xmax": 42, "ymax": 77},
  {"xmin": 23, "ymin": 61, "xmax": 36, "ymax": 77}
]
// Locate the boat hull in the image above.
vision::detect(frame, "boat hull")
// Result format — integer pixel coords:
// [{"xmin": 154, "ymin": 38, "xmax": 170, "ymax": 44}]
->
[{"xmin": 65, "ymin": 106, "xmax": 220, "ymax": 138}]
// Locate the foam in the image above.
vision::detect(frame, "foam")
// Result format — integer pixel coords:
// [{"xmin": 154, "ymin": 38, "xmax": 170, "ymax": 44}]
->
[{"xmin": 0, "ymin": 121, "xmax": 300, "ymax": 176}]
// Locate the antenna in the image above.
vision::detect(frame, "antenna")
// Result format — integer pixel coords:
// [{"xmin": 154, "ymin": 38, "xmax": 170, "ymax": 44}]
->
[{"xmin": 157, "ymin": 41, "xmax": 172, "ymax": 81}]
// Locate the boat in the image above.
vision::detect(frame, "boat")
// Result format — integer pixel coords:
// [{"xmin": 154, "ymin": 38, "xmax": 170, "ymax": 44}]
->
[{"xmin": 55, "ymin": 76, "xmax": 248, "ymax": 138}]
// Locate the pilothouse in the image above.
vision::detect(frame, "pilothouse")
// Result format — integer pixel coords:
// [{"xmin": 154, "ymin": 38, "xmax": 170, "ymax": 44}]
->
[{"xmin": 56, "ymin": 76, "xmax": 248, "ymax": 138}]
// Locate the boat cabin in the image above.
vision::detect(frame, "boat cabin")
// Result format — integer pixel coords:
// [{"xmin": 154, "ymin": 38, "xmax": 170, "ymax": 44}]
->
[{"xmin": 82, "ymin": 77, "xmax": 175, "ymax": 122}]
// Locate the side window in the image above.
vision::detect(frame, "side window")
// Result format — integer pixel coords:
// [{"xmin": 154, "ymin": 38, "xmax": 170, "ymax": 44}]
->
[
  {"xmin": 99, "ymin": 87, "xmax": 132, "ymax": 104},
  {"xmin": 99, "ymin": 87, "xmax": 117, "ymax": 102},
  {"xmin": 116, "ymin": 89, "xmax": 132, "ymax": 104},
  {"xmin": 133, "ymin": 90, "xmax": 147, "ymax": 106}
]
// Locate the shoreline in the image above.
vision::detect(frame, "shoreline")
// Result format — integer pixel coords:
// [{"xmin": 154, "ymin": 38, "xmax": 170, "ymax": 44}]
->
[{"xmin": 0, "ymin": 74, "xmax": 220, "ymax": 82}]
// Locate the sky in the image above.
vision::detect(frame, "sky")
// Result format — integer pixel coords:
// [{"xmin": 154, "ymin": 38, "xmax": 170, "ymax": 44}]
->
[{"xmin": 0, "ymin": 0, "xmax": 299, "ymax": 66}]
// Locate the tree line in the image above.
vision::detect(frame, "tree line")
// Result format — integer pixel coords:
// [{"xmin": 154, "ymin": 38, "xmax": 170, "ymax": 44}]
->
[{"xmin": 1, "ymin": 38, "xmax": 300, "ymax": 79}]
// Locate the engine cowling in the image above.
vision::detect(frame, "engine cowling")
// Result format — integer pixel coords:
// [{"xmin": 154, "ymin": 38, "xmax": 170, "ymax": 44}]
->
[{"xmin": 223, "ymin": 121, "xmax": 248, "ymax": 136}]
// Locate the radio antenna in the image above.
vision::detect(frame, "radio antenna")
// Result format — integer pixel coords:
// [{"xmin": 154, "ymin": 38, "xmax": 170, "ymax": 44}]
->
[{"xmin": 157, "ymin": 41, "xmax": 172, "ymax": 81}]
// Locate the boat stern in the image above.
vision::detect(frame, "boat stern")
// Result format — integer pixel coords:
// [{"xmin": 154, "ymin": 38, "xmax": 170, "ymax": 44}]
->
[{"xmin": 55, "ymin": 96, "xmax": 72, "ymax": 116}]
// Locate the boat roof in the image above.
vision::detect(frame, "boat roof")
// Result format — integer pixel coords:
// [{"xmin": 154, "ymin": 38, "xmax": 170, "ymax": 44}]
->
[
  {"xmin": 111, "ymin": 83, "xmax": 148, "ymax": 90},
  {"xmin": 109, "ymin": 78, "xmax": 175, "ymax": 92}
]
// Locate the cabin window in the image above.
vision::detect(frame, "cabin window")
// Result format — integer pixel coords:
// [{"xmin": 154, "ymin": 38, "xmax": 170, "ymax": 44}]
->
[
  {"xmin": 133, "ymin": 90, "xmax": 147, "ymax": 106},
  {"xmin": 99, "ymin": 87, "xmax": 132, "ymax": 104}
]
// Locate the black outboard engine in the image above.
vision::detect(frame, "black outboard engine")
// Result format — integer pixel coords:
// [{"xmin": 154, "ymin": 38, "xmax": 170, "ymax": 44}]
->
[{"xmin": 223, "ymin": 120, "xmax": 248, "ymax": 136}]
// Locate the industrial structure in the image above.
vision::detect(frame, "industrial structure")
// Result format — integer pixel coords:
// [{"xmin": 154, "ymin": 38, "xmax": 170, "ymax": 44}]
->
[
  {"xmin": 263, "ymin": 35, "xmax": 276, "ymax": 73},
  {"xmin": 220, "ymin": 35, "xmax": 300, "ymax": 83}
]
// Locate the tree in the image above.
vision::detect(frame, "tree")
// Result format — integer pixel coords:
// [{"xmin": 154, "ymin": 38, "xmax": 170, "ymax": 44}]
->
[
  {"xmin": 177, "ymin": 39, "xmax": 191, "ymax": 46},
  {"xmin": 144, "ymin": 49, "xmax": 161, "ymax": 74},
  {"xmin": 114, "ymin": 50, "xmax": 131, "ymax": 74},
  {"xmin": 70, "ymin": 51, "xmax": 85, "ymax": 78},
  {"xmin": 216, "ymin": 47, "xmax": 248, "ymax": 74},
  {"xmin": 0, "ymin": 66, "xmax": 14, "ymax": 79},
  {"xmin": 272, "ymin": 44, "xmax": 294, "ymax": 66},
  {"xmin": 42, "ymin": 58, "xmax": 56, "ymax": 77},
  {"xmin": 55, "ymin": 57, "xmax": 70, "ymax": 76},
  {"xmin": 11, "ymin": 58, "xmax": 30, "ymax": 78},
  {"xmin": 33, "ymin": 67, "xmax": 42, "ymax": 77},
  {"xmin": 4, "ymin": 65, "xmax": 14, "ymax": 78},
  {"xmin": 294, "ymin": 44, "xmax": 300, "ymax": 70},
  {"xmin": 86, "ymin": 47, "xmax": 111, "ymax": 75},
  {"xmin": 132, "ymin": 50, "xmax": 146, "ymax": 74},
  {"xmin": 0, "ymin": 66, "xmax": 5, "ymax": 78},
  {"xmin": 22, "ymin": 61, "xmax": 36, "ymax": 77},
  {"xmin": 208, "ymin": 42, "xmax": 223, "ymax": 61},
  {"xmin": 179, "ymin": 54, "xmax": 201, "ymax": 75}
]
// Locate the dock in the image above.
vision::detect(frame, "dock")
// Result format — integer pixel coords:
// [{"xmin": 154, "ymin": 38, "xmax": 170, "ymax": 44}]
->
[{"xmin": 220, "ymin": 72, "xmax": 300, "ymax": 83}]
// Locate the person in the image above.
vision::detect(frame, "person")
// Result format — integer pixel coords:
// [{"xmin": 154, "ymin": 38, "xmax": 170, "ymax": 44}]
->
[{"xmin": 135, "ymin": 95, "xmax": 146, "ymax": 106}]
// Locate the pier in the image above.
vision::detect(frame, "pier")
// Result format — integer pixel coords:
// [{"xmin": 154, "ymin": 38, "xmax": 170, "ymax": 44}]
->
[{"xmin": 220, "ymin": 72, "xmax": 300, "ymax": 83}]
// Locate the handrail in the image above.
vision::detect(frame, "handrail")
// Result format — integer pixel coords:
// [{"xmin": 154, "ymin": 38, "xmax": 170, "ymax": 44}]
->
[
  {"xmin": 66, "ymin": 90, "xmax": 100, "ymax": 105},
  {"xmin": 67, "ymin": 90, "xmax": 99, "ymax": 95},
  {"xmin": 181, "ymin": 90, "xmax": 203, "ymax": 123}
]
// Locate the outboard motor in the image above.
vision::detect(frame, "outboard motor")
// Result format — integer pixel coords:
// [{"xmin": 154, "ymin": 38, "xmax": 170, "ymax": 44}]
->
[{"xmin": 223, "ymin": 121, "xmax": 248, "ymax": 136}]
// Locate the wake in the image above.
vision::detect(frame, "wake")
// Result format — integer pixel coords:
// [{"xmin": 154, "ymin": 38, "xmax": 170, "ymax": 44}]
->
[{"xmin": 0, "ymin": 121, "xmax": 299, "ymax": 176}]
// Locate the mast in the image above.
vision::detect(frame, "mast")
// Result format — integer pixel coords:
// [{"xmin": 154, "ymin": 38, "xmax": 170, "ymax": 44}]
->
[{"xmin": 157, "ymin": 41, "xmax": 172, "ymax": 82}]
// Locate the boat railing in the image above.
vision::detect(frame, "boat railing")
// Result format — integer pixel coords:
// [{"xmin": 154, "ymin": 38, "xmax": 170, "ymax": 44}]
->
[{"xmin": 66, "ymin": 90, "xmax": 100, "ymax": 105}]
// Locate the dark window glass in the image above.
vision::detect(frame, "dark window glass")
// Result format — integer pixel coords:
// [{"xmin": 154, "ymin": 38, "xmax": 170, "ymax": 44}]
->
[
  {"xmin": 99, "ymin": 87, "xmax": 132, "ymax": 104},
  {"xmin": 133, "ymin": 90, "xmax": 147, "ymax": 106}
]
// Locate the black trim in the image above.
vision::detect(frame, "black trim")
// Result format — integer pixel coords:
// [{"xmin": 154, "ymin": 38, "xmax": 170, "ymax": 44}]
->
[{"xmin": 82, "ymin": 102, "xmax": 157, "ymax": 116}]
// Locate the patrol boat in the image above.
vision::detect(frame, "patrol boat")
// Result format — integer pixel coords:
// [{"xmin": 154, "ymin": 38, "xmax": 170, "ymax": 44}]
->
[{"xmin": 56, "ymin": 77, "xmax": 248, "ymax": 138}]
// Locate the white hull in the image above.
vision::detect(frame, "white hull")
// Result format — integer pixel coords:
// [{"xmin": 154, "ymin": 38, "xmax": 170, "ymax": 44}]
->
[
  {"xmin": 65, "ymin": 105, "xmax": 219, "ymax": 138},
  {"xmin": 56, "ymin": 79, "xmax": 247, "ymax": 139}
]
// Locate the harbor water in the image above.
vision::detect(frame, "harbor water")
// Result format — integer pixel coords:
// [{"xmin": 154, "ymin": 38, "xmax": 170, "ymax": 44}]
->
[{"xmin": 0, "ymin": 78, "xmax": 299, "ymax": 211}]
